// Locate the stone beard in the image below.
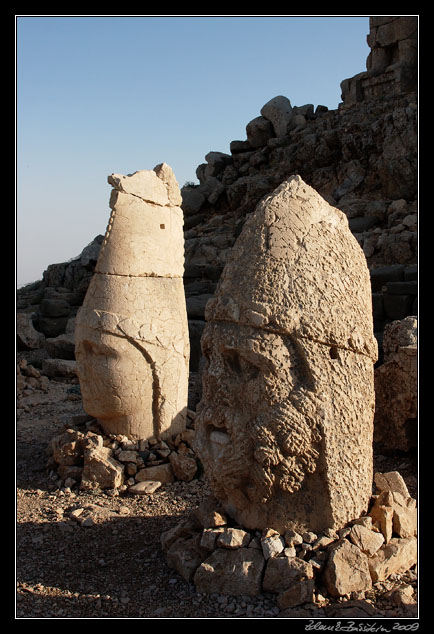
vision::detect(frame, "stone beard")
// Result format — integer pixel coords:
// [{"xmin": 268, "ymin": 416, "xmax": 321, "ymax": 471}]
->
[{"xmin": 193, "ymin": 175, "xmax": 377, "ymax": 535}]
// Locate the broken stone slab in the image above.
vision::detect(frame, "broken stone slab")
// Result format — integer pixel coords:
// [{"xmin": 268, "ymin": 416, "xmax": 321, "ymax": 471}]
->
[
  {"xmin": 392, "ymin": 495, "xmax": 417, "ymax": 538},
  {"xmin": 369, "ymin": 498, "xmax": 394, "ymax": 543},
  {"xmin": 374, "ymin": 471, "xmax": 411, "ymax": 498},
  {"xmin": 135, "ymin": 464, "xmax": 175, "ymax": 484},
  {"xmin": 165, "ymin": 533, "xmax": 208, "ymax": 583},
  {"xmin": 51, "ymin": 429, "xmax": 103, "ymax": 466},
  {"xmin": 200, "ymin": 527, "xmax": 226, "ymax": 552},
  {"xmin": 127, "ymin": 480, "xmax": 161, "ymax": 495},
  {"xmin": 284, "ymin": 529, "xmax": 303, "ymax": 547},
  {"xmin": 261, "ymin": 532, "xmax": 286, "ymax": 559},
  {"xmin": 370, "ymin": 490, "xmax": 417, "ymax": 540},
  {"xmin": 368, "ymin": 536, "xmax": 417, "ymax": 583},
  {"xmin": 277, "ymin": 578, "xmax": 316, "ymax": 610},
  {"xmin": 349, "ymin": 524, "xmax": 385, "ymax": 556},
  {"xmin": 41, "ymin": 359, "xmax": 77, "ymax": 378},
  {"xmin": 193, "ymin": 548, "xmax": 265, "ymax": 596},
  {"xmin": 262, "ymin": 556, "xmax": 313, "ymax": 593},
  {"xmin": 160, "ymin": 518, "xmax": 200, "ymax": 554},
  {"xmin": 168, "ymin": 451, "xmax": 197, "ymax": 482},
  {"xmin": 216, "ymin": 527, "xmax": 251, "ymax": 549},
  {"xmin": 80, "ymin": 446, "xmax": 124, "ymax": 490},
  {"xmin": 190, "ymin": 496, "xmax": 228, "ymax": 528},
  {"xmin": 323, "ymin": 539, "xmax": 372, "ymax": 598},
  {"xmin": 262, "ymin": 556, "xmax": 315, "ymax": 609}
]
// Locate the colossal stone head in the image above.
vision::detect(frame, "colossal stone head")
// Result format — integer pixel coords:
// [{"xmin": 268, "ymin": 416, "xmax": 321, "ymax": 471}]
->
[
  {"xmin": 194, "ymin": 175, "xmax": 377, "ymax": 534},
  {"xmin": 75, "ymin": 164, "xmax": 190, "ymax": 441}
]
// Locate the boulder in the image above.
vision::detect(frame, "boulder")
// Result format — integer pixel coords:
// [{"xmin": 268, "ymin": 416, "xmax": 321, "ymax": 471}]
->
[
  {"xmin": 80, "ymin": 446, "xmax": 124, "ymax": 490},
  {"xmin": 262, "ymin": 556, "xmax": 315, "ymax": 609},
  {"xmin": 374, "ymin": 321, "xmax": 417, "ymax": 451},
  {"xmin": 41, "ymin": 359, "xmax": 77, "ymax": 378},
  {"xmin": 135, "ymin": 463, "xmax": 175, "ymax": 484},
  {"xmin": 45, "ymin": 333, "xmax": 75, "ymax": 359},
  {"xmin": 168, "ymin": 451, "xmax": 197, "ymax": 481},
  {"xmin": 323, "ymin": 539, "xmax": 372, "ymax": 597},
  {"xmin": 260, "ymin": 95, "xmax": 294, "ymax": 137},
  {"xmin": 368, "ymin": 536, "xmax": 417, "ymax": 583},
  {"xmin": 246, "ymin": 116, "xmax": 275, "ymax": 148},
  {"xmin": 193, "ymin": 547, "xmax": 265, "ymax": 596},
  {"xmin": 349, "ymin": 524, "xmax": 385, "ymax": 556},
  {"xmin": 16, "ymin": 313, "xmax": 45, "ymax": 350}
]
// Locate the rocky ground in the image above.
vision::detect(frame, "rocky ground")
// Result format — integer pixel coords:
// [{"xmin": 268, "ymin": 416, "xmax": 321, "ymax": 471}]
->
[{"xmin": 16, "ymin": 349, "xmax": 418, "ymax": 620}]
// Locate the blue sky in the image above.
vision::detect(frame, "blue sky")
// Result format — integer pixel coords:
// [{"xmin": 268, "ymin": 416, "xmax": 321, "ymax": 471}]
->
[{"xmin": 16, "ymin": 15, "xmax": 371, "ymax": 287}]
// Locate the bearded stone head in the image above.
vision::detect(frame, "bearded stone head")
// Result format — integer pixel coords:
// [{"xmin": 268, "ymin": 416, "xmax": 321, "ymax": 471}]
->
[{"xmin": 194, "ymin": 175, "xmax": 377, "ymax": 534}]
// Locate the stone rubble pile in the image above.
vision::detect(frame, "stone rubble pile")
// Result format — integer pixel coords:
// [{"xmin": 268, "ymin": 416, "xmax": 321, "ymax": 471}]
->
[
  {"xmin": 17, "ymin": 359, "xmax": 50, "ymax": 396},
  {"xmin": 374, "ymin": 315, "xmax": 417, "ymax": 450},
  {"xmin": 46, "ymin": 410, "xmax": 200, "ymax": 493},
  {"xmin": 161, "ymin": 470, "xmax": 417, "ymax": 609},
  {"xmin": 17, "ymin": 21, "xmax": 417, "ymax": 381}
]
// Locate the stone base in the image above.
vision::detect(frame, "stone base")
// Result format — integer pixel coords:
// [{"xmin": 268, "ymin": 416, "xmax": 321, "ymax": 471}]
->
[{"xmin": 161, "ymin": 471, "xmax": 417, "ymax": 608}]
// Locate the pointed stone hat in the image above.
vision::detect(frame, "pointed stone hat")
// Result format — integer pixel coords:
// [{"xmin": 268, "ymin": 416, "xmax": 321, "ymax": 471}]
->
[
  {"xmin": 77, "ymin": 163, "xmax": 188, "ymax": 346},
  {"xmin": 96, "ymin": 163, "xmax": 184, "ymax": 279},
  {"xmin": 205, "ymin": 175, "xmax": 378, "ymax": 361}
]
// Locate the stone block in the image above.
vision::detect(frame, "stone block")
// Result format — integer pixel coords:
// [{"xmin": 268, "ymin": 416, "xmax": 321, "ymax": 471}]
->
[
  {"xmin": 246, "ymin": 116, "xmax": 275, "ymax": 148},
  {"xmin": 383, "ymin": 294, "xmax": 413, "ymax": 320},
  {"xmin": 368, "ymin": 536, "xmax": 417, "ymax": 583},
  {"xmin": 323, "ymin": 540, "xmax": 372, "ymax": 598},
  {"xmin": 193, "ymin": 548, "xmax": 265, "ymax": 596},
  {"xmin": 370, "ymin": 265, "xmax": 405, "ymax": 291}
]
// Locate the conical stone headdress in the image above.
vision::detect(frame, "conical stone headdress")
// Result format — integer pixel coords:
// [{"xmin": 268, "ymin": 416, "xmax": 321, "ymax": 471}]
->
[{"xmin": 205, "ymin": 175, "xmax": 378, "ymax": 362}]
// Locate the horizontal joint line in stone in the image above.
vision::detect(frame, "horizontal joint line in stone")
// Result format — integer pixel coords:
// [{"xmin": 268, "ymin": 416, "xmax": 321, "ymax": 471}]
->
[
  {"xmin": 93, "ymin": 271, "xmax": 183, "ymax": 279},
  {"xmin": 209, "ymin": 318, "xmax": 374, "ymax": 358}
]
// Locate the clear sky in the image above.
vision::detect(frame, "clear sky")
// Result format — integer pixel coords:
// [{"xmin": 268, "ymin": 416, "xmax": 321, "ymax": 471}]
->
[{"xmin": 16, "ymin": 15, "xmax": 371, "ymax": 287}]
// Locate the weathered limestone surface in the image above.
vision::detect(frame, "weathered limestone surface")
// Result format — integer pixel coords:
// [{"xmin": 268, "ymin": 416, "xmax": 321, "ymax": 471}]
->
[
  {"xmin": 194, "ymin": 175, "xmax": 377, "ymax": 534},
  {"xmin": 341, "ymin": 17, "xmax": 417, "ymax": 104},
  {"xmin": 160, "ymin": 471, "xmax": 417, "ymax": 605},
  {"xmin": 75, "ymin": 164, "xmax": 190, "ymax": 441},
  {"xmin": 374, "ymin": 316, "xmax": 417, "ymax": 450}
]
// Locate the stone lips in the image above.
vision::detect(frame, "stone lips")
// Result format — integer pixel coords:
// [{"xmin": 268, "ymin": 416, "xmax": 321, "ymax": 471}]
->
[{"xmin": 205, "ymin": 175, "xmax": 378, "ymax": 362}]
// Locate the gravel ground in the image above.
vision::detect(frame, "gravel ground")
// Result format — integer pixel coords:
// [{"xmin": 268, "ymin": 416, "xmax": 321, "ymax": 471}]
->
[{"xmin": 15, "ymin": 353, "xmax": 419, "ymax": 620}]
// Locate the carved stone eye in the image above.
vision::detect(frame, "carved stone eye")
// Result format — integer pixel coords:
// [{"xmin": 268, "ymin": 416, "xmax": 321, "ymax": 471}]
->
[
  {"xmin": 222, "ymin": 349, "xmax": 260, "ymax": 380},
  {"xmin": 223, "ymin": 349, "xmax": 242, "ymax": 374}
]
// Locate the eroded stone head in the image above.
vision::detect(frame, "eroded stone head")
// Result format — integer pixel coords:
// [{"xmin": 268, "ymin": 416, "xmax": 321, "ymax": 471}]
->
[
  {"xmin": 194, "ymin": 175, "xmax": 377, "ymax": 534},
  {"xmin": 75, "ymin": 164, "xmax": 189, "ymax": 441}
]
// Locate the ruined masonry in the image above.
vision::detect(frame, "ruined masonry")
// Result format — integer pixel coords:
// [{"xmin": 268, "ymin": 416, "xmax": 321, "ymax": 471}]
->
[{"xmin": 74, "ymin": 164, "xmax": 190, "ymax": 441}]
